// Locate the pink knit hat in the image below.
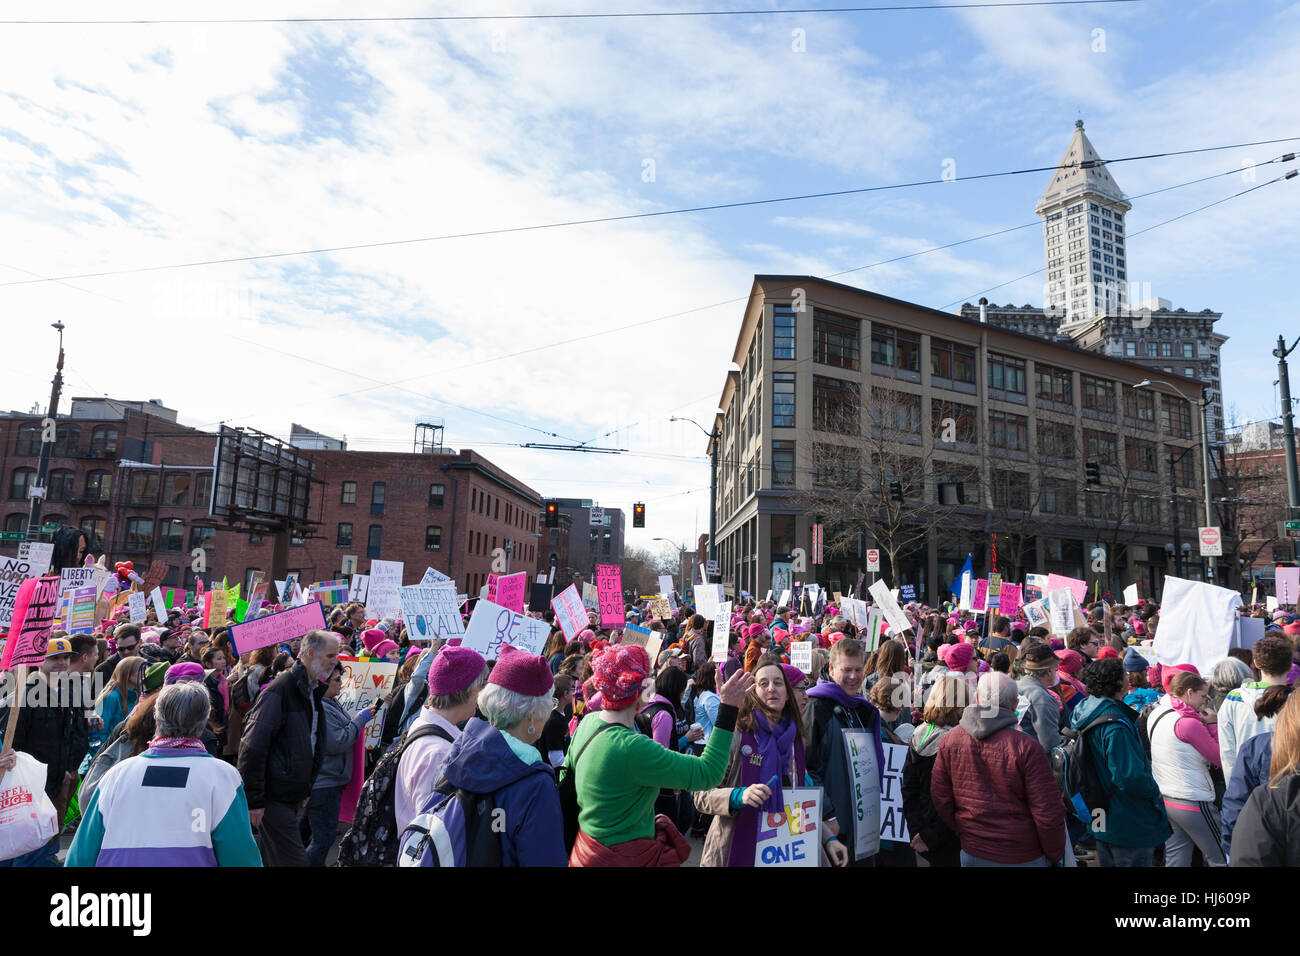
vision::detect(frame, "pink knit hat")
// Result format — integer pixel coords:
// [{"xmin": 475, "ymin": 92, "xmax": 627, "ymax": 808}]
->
[
  {"xmin": 427, "ymin": 646, "xmax": 486, "ymax": 696},
  {"xmin": 361, "ymin": 628, "xmax": 387, "ymax": 652},
  {"xmin": 370, "ymin": 639, "xmax": 399, "ymax": 659},
  {"xmin": 593, "ymin": 644, "xmax": 650, "ymax": 710},
  {"xmin": 1054, "ymin": 648, "xmax": 1084, "ymax": 676},
  {"xmin": 941, "ymin": 642, "xmax": 975, "ymax": 671},
  {"xmin": 488, "ymin": 645, "xmax": 554, "ymax": 697}
]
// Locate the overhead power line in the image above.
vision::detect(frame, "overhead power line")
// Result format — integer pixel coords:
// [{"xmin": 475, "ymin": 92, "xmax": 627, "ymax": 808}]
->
[{"xmin": 3, "ymin": 136, "xmax": 1296, "ymax": 290}]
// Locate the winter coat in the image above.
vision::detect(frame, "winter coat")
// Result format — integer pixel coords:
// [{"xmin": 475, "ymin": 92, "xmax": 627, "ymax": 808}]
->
[
  {"xmin": 236, "ymin": 660, "xmax": 326, "ymax": 809},
  {"xmin": 314, "ymin": 698, "xmax": 371, "ymax": 790},
  {"xmin": 1221, "ymin": 732, "xmax": 1272, "ymax": 859},
  {"xmin": 0, "ymin": 672, "xmax": 90, "ymax": 798},
  {"xmin": 1229, "ymin": 774, "xmax": 1300, "ymax": 867},
  {"xmin": 436, "ymin": 717, "xmax": 568, "ymax": 867},
  {"xmin": 802, "ymin": 680, "xmax": 885, "ymax": 861},
  {"xmin": 1149, "ymin": 699, "xmax": 1220, "ymax": 803},
  {"xmin": 1068, "ymin": 695, "xmax": 1171, "ymax": 848},
  {"xmin": 1016, "ymin": 674, "xmax": 1062, "ymax": 753},
  {"xmin": 931, "ymin": 704, "xmax": 1065, "ymax": 864},
  {"xmin": 1217, "ymin": 682, "xmax": 1280, "ymax": 787},
  {"xmin": 900, "ymin": 722, "xmax": 959, "ymax": 864}
]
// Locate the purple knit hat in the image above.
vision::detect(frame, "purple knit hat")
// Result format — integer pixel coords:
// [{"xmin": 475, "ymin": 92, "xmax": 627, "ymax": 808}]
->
[
  {"xmin": 488, "ymin": 644, "xmax": 554, "ymax": 697},
  {"xmin": 427, "ymin": 646, "xmax": 486, "ymax": 696},
  {"xmin": 165, "ymin": 662, "xmax": 205, "ymax": 685}
]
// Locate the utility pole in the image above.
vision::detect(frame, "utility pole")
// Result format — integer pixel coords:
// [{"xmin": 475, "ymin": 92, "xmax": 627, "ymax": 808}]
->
[
  {"xmin": 1276, "ymin": 335, "xmax": 1300, "ymax": 562},
  {"xmin": 27, "ymin": 322, "xmax": 66, "ymax": 537},
  {"xmin": 1199, "ymin": 388, "xmax": 1215, "ymax": 581}
]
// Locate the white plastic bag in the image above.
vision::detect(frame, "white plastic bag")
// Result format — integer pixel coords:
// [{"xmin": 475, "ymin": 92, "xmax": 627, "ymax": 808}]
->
[{"xmin": 0, "ymin": 752, "xmax": 60, "ymax": 862}]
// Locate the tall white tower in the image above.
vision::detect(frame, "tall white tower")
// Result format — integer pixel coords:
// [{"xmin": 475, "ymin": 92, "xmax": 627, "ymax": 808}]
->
[{"xmin": 1035, "ymin": 120, "xmax": 1131, "ymax": 327}]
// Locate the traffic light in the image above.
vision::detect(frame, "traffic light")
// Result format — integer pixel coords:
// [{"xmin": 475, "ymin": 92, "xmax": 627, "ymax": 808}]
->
[
  {"xmin": 1085, "ymin": 461, "xmax": 1101, "ymax": 485},
  {"xmin": 544, "ymin": 501, "xmax": 559, "ymax": 527},
  {"xmin": 633, "ymin": 502, "xmax": 645, "ymax": 528},
  {"xmin": 889, "ymin": 481, "xmax": 904, "ymax": 504}
]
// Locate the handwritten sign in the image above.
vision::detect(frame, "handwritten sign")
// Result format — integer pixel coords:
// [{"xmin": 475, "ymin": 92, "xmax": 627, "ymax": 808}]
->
[
  {"xmin": 712, "ymin": 601, "xmax": 732, "ymax": 664},
  {"xmin": 17, "ymin": 541, "xmax": 53, "ymax": 576},
  {"xmin": 495, "ymin": 572, "xmax": 528, "ymax": 614},
  {"xmin": 844, "ymin": 729, "xmax": 881, "ymax": 859},
  {"xmin": 971, "ymin": 578, "xmax": 989, "ymax": 613},
  {"xmin": 1047, "ymin": 573, "xmax": 1087, "ymax": 606},
  {"xmin": 868, "ymin": 579, "xmax": 912, "ymax": 634},
  {"xmin": 0, "ymin": 557, "xmax": 35, "ymax": 631},
  {"xmin": 581, "ymin": 582, "xmax": 599, "ymax": 611},
  {"xmin": 348, "ymin": 574, "xmax": 369, "ymax": 605},
  {"xmin": 0, "ymin": 575, "xmax": 60, "ymax": 670},
  {"xmin": 754, "ymin": 787, "xmax": 822, "ymax": 868},
  {"xmin": 204, "ymin": 588, "xmax": 228, "ymax": 627},
  {"xmin": 227, "ymin": 601, "xmax": 327, "ymax": 656},
  {"xmin": 998, "ymin": 583, "xmax": 1023, "ymax": 620},
  {"xmin": 420, "ymin": 566, "xmax": 452, "ymax": 586},
  {"xmin": 366, "ymin": 560, "xmax": 404, "ymax": 619},
  {"xmin": 399, "ymin": 585, "xmax": 465, "ymax": 642},
  {"xmin": 647, "ymin": 597, "xmax": 672, "ymax": 621},
  {"xmin": 128, "ymin": 591, "xmax": 148, "ymax": 624},
  {"xmin": 337, "ymin": 656, "xmax": 398, "ymax": 750},
  {"xmin": 694, "ymin": 584, "xmax": 723, "ymax": 620},
  {"xmin": 461, "ymin": 598, "xmax": 551, "ymax": 659},
  {"xmin": 790, "ymin": 640, "xmax": 813, "ymax": 674},
  {"xmin": 595, "ymin": 564, "xmax": 624, "ymax": 629},
  {"xmin": 879, "ymin": 741, "xmax": 910, "ymax": 842},
  {"xmin": 551, "ymin": 585, "xmax": 588, "ymax": 642}
]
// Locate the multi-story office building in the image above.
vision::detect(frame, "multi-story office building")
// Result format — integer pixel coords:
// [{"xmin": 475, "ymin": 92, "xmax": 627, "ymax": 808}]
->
[
  {"xmin": 549, "ymin": 499, "xmax": 624, "ymax": 580},
  {"xmin": 711, "ymin": 276, "xmax": 1210, "ymax": 605}
]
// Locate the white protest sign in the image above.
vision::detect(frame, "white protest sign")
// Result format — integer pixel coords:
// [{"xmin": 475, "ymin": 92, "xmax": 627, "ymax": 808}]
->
[
  {"xmin": 1023, "ymin": 599, "xmax": 1049, "ymax": 629},
  {"xmin": 18, "ymin": 542, "xmax": 54, "ymax": 576},
  {"xmin": 658, "ymin": 575, "xmax": 676, "ymax": 600},
  {"xmin": 1123, "ymin": 583, "xmax": 1139, "ymax": 606},
  {"xmin": 1047, "ymin": 588, "xmax": 1076, "ymax": 636},
  {"xmin": 880, "ymin": 741, "xmax": 910, "ymax": 843},
  {"xmin": 551, "ymin": 584, "xmax": 589, "ymax": 642},
  {"xmin": 712, "ymin": 601, "xmax": 732, "ymax": 664},
  {"xmin": 581, "ymin": 582, "xmax": 599, "ymax": 611},
  {"xmin": 1266, "ymin": 595, "xmax": 1279, "ymax": 613},
  {"xmin": 868, "ymin": 578, "xmax": 912, "ymax": 634},
  {"xmin": 754, "ymin": 788, "xmax": 822, "ymax": 868},
  {"xmin": 128, "ymin": 590, "xmax": 148, "ymax": 624},
  {"xmin": 400, "ymin": 585, "xmax": 465, "ymax": 642},
  {"xmin": 694, "ymin": 584, "xmax": 723, "ymax": 619},
  {"xmin": 778, "ymin": 589, "xmax": 792, "ymax": 609},
  {"xmin": 149, "ymin": 587, "xmax": 168, "ymax": 623},
  {"xmin": 59, "ymin": 566, "xmax": 96, "ymax": 598},
  {"xmin": 420, "ymin": 566, "xmax": 452, "ymax": 586},
  {"xmin": 0, "ymin": 556, "xmax": 35, "ymax": 628},
  {"xmin": 348, "ymin": 574, "xmax": 369, "ymax": 604},
  {"xmin": 337, "ymin": 656, "xmax": 399, "ymax": 750},
  {"xmin": 844, "ymin": 729, "xmax": 881, "ymax": 859},
  {"xmin": 1155, "ymin": 576, "xmax": 1242, "ymax": 675},
  {"xmin": 790, "ymin": 640, "xmax": 813, "ymax": 674},
  {"xmin": 366, "ymin": 560, "xmax": 404, "ymax": 619},
  {"xmin": 462, "ymin": 598, "xmax": 551, "ymax": 658}
]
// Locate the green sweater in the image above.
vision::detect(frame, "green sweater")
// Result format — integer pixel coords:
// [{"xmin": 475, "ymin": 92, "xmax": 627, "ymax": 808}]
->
[{"xmin": 562, "ymin": 704, "xmax": 738, "ymax": 845}]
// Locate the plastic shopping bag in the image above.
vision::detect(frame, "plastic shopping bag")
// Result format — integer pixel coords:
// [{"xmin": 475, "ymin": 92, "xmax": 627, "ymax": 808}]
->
[{"xmin": 0, "ymin": 752, "xmax": 60, "ymax": 862}]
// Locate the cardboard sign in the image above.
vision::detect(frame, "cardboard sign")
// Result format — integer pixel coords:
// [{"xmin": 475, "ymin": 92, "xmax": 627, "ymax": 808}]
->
[
  {"xmin": 620, "ymin": 623, "xmax": 653, "ymax": 647},
  {"xmin": 495, "ymin": 572, "xmax": 528, "ymax": 614},
  {"xmin": 712, "ymin": 601, "xmax": 732, "ymax": 664},
  {"xmin": 0, "ymin": 574, "xmax": 60, "ymax": 670},
  {"xmin": 348, "ymin": 574, "xmax": 369, "ymax": 604},
  {"xmin": 1047, "ymin": 573, "xmax": 1087, "ymax": 606},
  {"xmin": 17, "ymin": 541, "xmax": 53, "ymax": 576},
  {"xmin": 998, "ymin": 583, "xmax": 1023, "ymax": 620},
  {"xmin": 754, "ymin": 788, "xmax": 822, "ymax": 868},
  {"xmin": 461, "ymin": 598, "xmax": 551, "ymax": 659},
  {"xmin": 337, "ymin": 656, "xmax": 399, "ymax": 750},
  {"xmin": 205, "ymin": 588, "xmax": 228, "ymax": 627},
  {"xmin": 366, "ymin": 560, "xmax": 404, "ymax": 619},
  {"xmin": 420, "ymin": 566, "xmax": 452, "ymax": 586},
  {"xmin": 227, "ymin": 601, "xmax": 327, "ymax": 656},
  {"xmin": 595, "ymin": 564, "xmax": 624, "ymax": 629},
  {"xmin": 128, "ymin": 591, "xmax": 148, "ymax": 624},
  {"xmin": 790, "ymin": 640, "xmax": 813, "ymax": 674},
  {"xmin": 551, "ymin": 585, "xmax": 589, "ymax": 642},
  {"xmin": 647, "ymin": 597, "xmax": 672, "ymax": 621},
  {"xmin": 400, "ymin": 585, "xmax": 465, "ymax": 642},
  {"xmin": 879, "ymin": 741, "xmax": 910, "ymax": 843}
]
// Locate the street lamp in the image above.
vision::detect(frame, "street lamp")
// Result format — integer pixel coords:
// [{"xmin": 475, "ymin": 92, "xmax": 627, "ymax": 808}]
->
[
  {"xmin": 1136, "ymin": 379, "xmax": 1215, "ymax": 581},
  {"xmin": 670, "ymin": 414, "xmax": 722, "ymax": 565},
  {"xmin": 653, "ymin": 537, "xmax": 688, "ymax": 599}
]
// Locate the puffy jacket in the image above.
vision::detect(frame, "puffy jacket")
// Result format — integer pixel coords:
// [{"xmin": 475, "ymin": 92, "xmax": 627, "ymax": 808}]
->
[
  {"xmin": 1221, "ymin": 732, "xmax": 1272, "ymax": 859},
  {"xmin": 1068, "ymin": 695, "xmax": 1170, "ymax": 848},
  {"xmin": 1016, "ymin": 675, "xmax": 1061, "ymax": 753},
  {"xmin": 314, "ymin": 698, "xmax": 371, "ymax": 790},
  {"xmin": 900, "ymin": 722, "xmax": 959, "ymax": 863},
  {"xmin": 236, "ymin": 660, "xmax": 325, "ymax": 809},
  {"xmin": 0, "ymin": 672, "xmax": 90, "ymax": 798},
  {"xmin": 1229, "ymin": 773, "xmax": 1300, "ymax": 867},
  {"xmin": 931, "ymin": 705, "xmax": 1065, "ymax": 864}
]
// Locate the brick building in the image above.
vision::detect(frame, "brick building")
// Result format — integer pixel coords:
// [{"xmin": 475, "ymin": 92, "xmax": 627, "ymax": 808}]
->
[{"xmin": 539, "ymin": 508, "xmax": 574, "ymax": 587}]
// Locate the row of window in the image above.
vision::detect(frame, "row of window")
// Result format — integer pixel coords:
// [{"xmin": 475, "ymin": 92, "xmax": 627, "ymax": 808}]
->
[
  {"xmin": 11, "ymin": 423, "xmax": 119, "ymax": 458},
  {"xmin": 8, "ymin": 469, "xmax": 214, "ymax": 506}
]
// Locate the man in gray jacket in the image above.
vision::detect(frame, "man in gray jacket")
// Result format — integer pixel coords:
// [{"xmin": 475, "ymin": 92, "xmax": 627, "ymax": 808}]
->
[
  {"xmin": 303, "ymin": 662, "xmax": 372, "ymax": 867},
  {"xmin": 1016, "ymin": 643, "xmax": 1062, "ymax": 754}
]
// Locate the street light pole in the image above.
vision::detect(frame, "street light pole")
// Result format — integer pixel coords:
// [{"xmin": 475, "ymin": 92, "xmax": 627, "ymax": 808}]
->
[
  {"xmin": 28, "ymin": 322, "xmax": 66, "ymax": 537},
  {"xmin": 1275, "ymin": 335, "xmax": 1300, "ymax": 562},
  {"xmin": 670, "ymin": 416, "xmax": 719, "ymax": 564}
]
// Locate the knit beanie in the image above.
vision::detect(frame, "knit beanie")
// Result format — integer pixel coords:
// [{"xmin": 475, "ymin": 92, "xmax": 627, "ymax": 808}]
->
[
  {"xmin": 942, "ymin": 642, "xmax": 975, "ymax": 671},
  {"xmin": 428, "ymin": 646, "xmax": 486, "ymax": 697},
  {"xmin": 370, "ymin": 639, "xmax": 399, "ymax": 660},
  {"xmin": 165, "ymin": 662, "xmax": 204, "ymax": 685},
  {"xmin": 1096, "ymin": 646, "xmax": 1120, "ymax": 660},
  {"xmin": 1053, "ymin": 649, "xmax": 1084, "ymax": 676},
  {"xmin": 593, "ymin": 644, "xmax": 650, "ymax": 710},
  {"xmin": 1123, "ymin": 648, "xmax": 1148, "ymax": 673},
  {"xmin": 488, "ymin": 645, "xmax": 554, "ymax": 697},
  {"xmin": 361, "ymin": 628, "xmax": 387, "ymax": 653},
  {"xmin": 1161, "ymin": 663, "xmax": 1198, "ymax": 694}
]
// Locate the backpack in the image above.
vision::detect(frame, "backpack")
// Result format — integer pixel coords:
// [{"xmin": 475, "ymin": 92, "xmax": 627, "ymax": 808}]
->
[
  {"xmin": 228, "ymin": 669, "xmax": 253, "ymax": 715},
  {"xmin": 1137, "ymin": 699, "xmax": 1168, "ymax": 757},
  {"xmin": 396, "ymin": 780, "xmax": 501, "ymax": 867},
  {"xmin": 558, "ymin": 719, "xmax": 619, "ymax": 853},
  {"xmin": 335, "ymin": 722, "xmax": 451, "ymax": 867},
  {"xmin": 635, "ymin": 702, "xmax": 685, "ymax": 751},
  {"xmin": 1049, "ymin": 713, "xmax": 1130, "ymax": 825}
]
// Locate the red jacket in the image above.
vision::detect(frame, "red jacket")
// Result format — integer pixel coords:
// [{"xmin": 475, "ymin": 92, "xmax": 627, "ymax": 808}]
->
[
  {"xmin": 569, "ymin": 814, "xmax": 690, "ymax": 867},
  {"xmin": 931, "ymin": 707, "xmax": 1065, "ymax": 864}
]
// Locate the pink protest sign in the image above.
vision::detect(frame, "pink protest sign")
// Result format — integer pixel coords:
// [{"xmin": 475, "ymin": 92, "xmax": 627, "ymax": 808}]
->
[
  {"xmin": 495, "ymin": 572, "xmax": 527, "ymax": 614},
  {"xmin": 999, "ymin": 583, "xmax": 1023, "ymax": 620},
  {"xmin": 1047, "ymin": 573, "xmax": 1087, "ymax": 605},
  {"xmin": 595, "ymin": 563, "xmax": 624, "ymax": 629},
  {"xmin": 551, "ymin": 585, "xmax": 588, "ymax": 642},
  {"xmin": 485, "ymin": 573, "xmax": 500, "ymax": 604},
  {"xmin": 971, "ymin": 578, "xmax": 989, "ymax": 613},
  {"xmin": 1277, "ymin": 567, "xmax": 1300, "ymax": 606},
  {"xmin": 0, "ymin": 575, "xmax": 60, "ymax": 671},
  {"xmin": 227, "ymin": 601, "xmax": 326, "ymax": 657}
]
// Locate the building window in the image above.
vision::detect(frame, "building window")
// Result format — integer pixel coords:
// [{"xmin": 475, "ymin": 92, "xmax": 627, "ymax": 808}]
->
[
  {"xmin": 1182, "ymin": 343, "xmax": 1194, "ymax": 358},
  {"xmin": 47, "ymin": 469, "xmax": 75, "ymax": 502},
  {"xmin": 1124, "ymin": 341, "xmax": 1136, "ymax": 357},
  {"xmin": 371, "ymin": 482, "xmax": 385, "ymax": 515},
  {"xmin": 871, "ymin": 388, "xmax": 921, "ymax": 436},
  {"xmin": 85, "ymin": 470, "xmax": 112, "ymax": 502},
  {"xmin": 248, "ymin": 533, "xmax": 264, "ymax": 545},
  {"xmin": 15, "ymin": 423, "xmax": 40, "ymax": 456},
  {"xmin": 813, "ymin": 376, "xmax": 859, "ymax": 434},
  {"xmin": 9, "ymin": 467, "xmax": 35, "ymax": 500},
  {"xmin": 1126, "ymin": 438, "xmax": 1157, "ymax": 473},
  {"xmin": 1084, "ymin": 429, "xmax": 1118, "ymax": 466},
  {"xmin": 426, "ymin": 526, "xmax": 443, "ymax": 551},
  {"xmin": 1124, "ymin": 387, "xmax": 1155, "ymax": 425},
  {"xmin": 870, "ymin": 324, "xmax": 920, "ymax": 373},
  {"xmin": 52, "ymin": 425, "xmax": 79, "ymax": 456},
  {"xmin": 1161, "ymin": 398, "xmax": 1192, "ymax": 438},
  {"xmin": 80, "ymin": 516, "xmax": 105, "ymax": 548},
  {"xmin": 189, "ymin": 526, "xmax": 215, "ymax": 552},
  {"xmin": 1171, "ymin": 450, "xmax": 1196, "ymax": 486},
  {"xmin": 992, "ymin": 470, "xmax": 1030, "ymax": 510},
  {"xmin": 1081, "ymin": 375, "xmax": 1116, "ymax": 415},
  {"xmin": 987, "ymin": 353, "xmax": 1027, "ymax": 396},
  {"xmin": 930, "ymin": 338, "xmax": 977, "ymax": 385},
  {"xmin": 931, "ymin": 399, "xmax": 978, "ymax": 445},
  {"xmin": 89, "ymin": 425, "xmax": 118, "ymax": 457},
  {"xmin": 772, "ymin": 441, "xmax": 795, "ymax": 487},
  {"xmin": 341, "ymin": 481, "xmax": 357, "ymax": 505},
  {"xmin": 158, "ymin": 518, "xmax": 184, "ymax": 552},
  {"xmin": 367, "ymin": 525, "xmax": 382, "ymax": 559},
  {"xmin": 1037, "ymin": 421, "xmax": 1076, "ymax": 459},
  {"xmin": 4, "ymin": 514, "xmax": 25, "ymax": 533},
  {"xmin": 124, "ymin": 518, "xmax": 154, "ymax": 552},
  {"xmin": 163, "ymin": 472, "xmax": 191, "ymax": 506},
  {"xmin": 428, "ymin": 483, "xmax": 445, "ymax": 508},
  {"xmin": 337, "ymin": 522, "xmax": 353, "ymax": 547},
  {"xmin": 988, "ymin": 410, "xmax": 1028, "ymax": 452},
  {"xmin": 129, "ymin": 472, "xmax": 159, "ymax": 505},
  {"xmin": 1034, "ymin": 365, "xmax": 1072, "ymax": 405},
  {"xmin": 772, "ymin": 372, "xmax": 796, "ymax": 428},
  {"xmin": 1184, "ymin": 367, "xmax": 1196, "ymax": 378},
  {"xmin": 1041, "ymin": 478, "xmax": 1076, "ymax": 516},
  {"xmin": 773, "ymin": 305, "xmax": 796, "ymax": 360},
  {"xmin": 813, "ymin": 310, "xmax": 860, "ymax": 370},
  {"xmin": 194, "ymin": 473, "xmax": 211, "ymax": 509},
  {"xmin": 1147, "ymin": 342, "xmax": 1159, "ymax": 358},
  {"xmin": 1131, "ymin": 495, "xmax": 1159, "ymax": 524}
]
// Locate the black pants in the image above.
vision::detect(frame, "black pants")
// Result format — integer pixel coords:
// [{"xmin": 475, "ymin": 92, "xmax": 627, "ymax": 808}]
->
[{"xmin": 256, "ymin": 801, "xmax": 308, "ymax": 867}]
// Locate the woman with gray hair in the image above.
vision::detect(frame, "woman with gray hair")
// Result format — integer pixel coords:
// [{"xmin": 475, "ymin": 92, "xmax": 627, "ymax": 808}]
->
[
  {"xmin": 416, "ymin": 646, "xmax": 567, "ymax": 865},
  {"xmin": 66, "ymin": 682, "xmax": 262, "ymax": 867},
  {"xmin": 1207, "ymin": 656, "xmax": 1255, "ymax": 713}
]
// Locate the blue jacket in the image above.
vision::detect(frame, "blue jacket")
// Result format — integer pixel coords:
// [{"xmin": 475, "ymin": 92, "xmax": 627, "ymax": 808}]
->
[
  {"xmin": 438, "ymin": 718, "xmax": 568, "ymax": 867},
  {"xmin": 1221, "ymin": 731, "xmax": 1272, "ymax": 860},
  {"xmin": 1069, "ymin": 695, "xmax": 1171, "ymax": 848}
]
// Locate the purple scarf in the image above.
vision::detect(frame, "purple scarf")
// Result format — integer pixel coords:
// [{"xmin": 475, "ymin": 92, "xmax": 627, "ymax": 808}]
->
[
  {"xmin": 752, "ymin": 711, "xmax": 797, "ymax": 814},
  {"xmin": 725, "ymin": 715, "xmax": 806, "ymax": 868}
]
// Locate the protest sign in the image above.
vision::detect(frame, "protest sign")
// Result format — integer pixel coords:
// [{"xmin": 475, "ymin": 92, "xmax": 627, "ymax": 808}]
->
[
  {"xmin": 67, "ymin": 586, "xmax": 97, "ymax": 635},
  {"xmin": 528, "ymin": 581, "xmax": 552, "ymax": 612},
  {"xmin": 1155, "ymin": 576, "xmax": 1242, "ymax": 674},
  {"xmin": 778, "ymin": 589, "xmax": 792, "ymax": 610},
  {"xmin": 420, "ymin": 566, "xmax": 452, "ymax": 586},
  {"xmin": 712, "ymin": 601, "xmax": 732, "ymax": 664},
  {"xmin": 400, "ymin": 585, "xmax": 465, "ymax": 642},
  {"xmin": 149, "ymin": 587, "xmax": 168, "ymax": 624},
  {"xmin": 163, "ymin": 587, "xmax": 186, "ymax": 609},
  {"xmin": 694, "ymin": 584, "xmax": 723, "ymax": 620},
  {"xmin": 790, "ymin": 640, "xmax": 813, "ymax": 674},
  {"xmin": 657, "ymin": 575, "xmax": 676, "ymax": 600},
  {"xmin": 1233, "ymin": 615, "xmax": 1265, "ymax": 652},
  {"xmin": 337, "ymin": 656, "xmax": 399, "ymax": 750},
  {"xmin": 620, "ymin": 623, "xmax": 652, "ymax": 647},
  {"xmin": 844, "ymin": 730, "xmax": 881, "ymax": 860},
  {"xmin": 999, "ymin": 583, "xmax": 1023, "ymax": 620},
  {"xmin": 1132, "ymin": 645, "xmax": 1159, "ymax": 668},
  {"xmin": 880, "ymin": 741, "xmax": 910, "ymax": 843},
  {"xmin": 366, "ymin": 560, "xmax": 404, "ymax": 619},
  {"xmin": 1277, "ymin": 567, "xmax": 1300, "ymax": 606},
  {"xmin": 204, "ymin": 588, "xmax": 228, "ymax": 627},
  {"xmin": 647, "ymin": 597, "xmax": 671, "ymax": 621},
  {"xmin": 971, "ymin": 578, "xmax": 989, "ymax": 613},
  {"xmin": 58, "ymin": 566, "xmax": 96, "ymax": 600},
  {"xmin": 310, "ymin": 580, "xmax": 349, "ymax": 606},
  {"xmin": 1047, "ymin": 588, "xmax": 1077, "ymax": 635},
  {"xmin": 348, "ymin": 574, "xmax": 369, "ymax": 604},
  {"xmin": 595, "ymin": 564, "xmax": 624, "ymax": 629},
  {"xmin": 495, "ymin": 572, "xmax": 528, "ymax": 614},
  {"xmin": 551, "ymin": 585, "xmax": 588, "ymax": 642},
  {"xmin": 581, "ymin": 582, "xmax": 599, "ymax": 611},
  {"xmin": 1123, "ymin": 583, "xmax": 1140, "ymax": 606},
  {"xmin": 754, "ymin": 788, "xmax": 822, "ymax": 868},
  {"xmin": 1023, "ymin": 599, "xmax": 1049, "ymax": 630},
  {"xmin": 128, "ymin": 591, "xmax": 148, "ymax": 624},
  {"xmin": 0, "ymin": 575, "xmax": 60, "ymax": 670},
  {"xmin": 17, "ymin": 542, "xmax": 53, "ymax": 576},
  {"xmin": 485, "ymin": 573, "xmax": 500, "ymax": 604},
  {"xmin": 1025, "ymin": 573, "xmax": 1048, "ymax": 602},
  {"xmin": 899, "ymin": 584, "xmax": 916, "ymax": 603},
  {"xmin": 868, "ymin": 579, "xmax": 912, "ymax": 634},
  {"xmin": 461, "ymin": 598, "xmax": 551, "ymax": 659},
  {"xmin": 1266, "ymin": 595, "xmax": 1279, "ymax": 613},
  {"xmin": 227, "ymin": 601, "xmax": 327, "ymax": 656},
  {"xmin": 1047, "ymin": 573, "xmax": 1087, "ymax": 606}
]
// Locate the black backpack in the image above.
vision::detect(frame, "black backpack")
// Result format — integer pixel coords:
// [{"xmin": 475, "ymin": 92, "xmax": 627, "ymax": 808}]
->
[
  {"xmin": 335, "ymin": 722, "xmax": 452, "ymax": 867},
  {"xmin": 1049, "ymin": 713, "xmax": 1129, "ymax": 825},
  {"xmin": 558, "ymin": 719, "xmax": 618, "ymax": 853}
]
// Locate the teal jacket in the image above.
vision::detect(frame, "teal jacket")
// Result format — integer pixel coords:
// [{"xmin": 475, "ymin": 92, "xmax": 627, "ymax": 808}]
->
[{"xmin": 1069, "ymin": 695, "xmax": 1171, "ymax": 848}]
